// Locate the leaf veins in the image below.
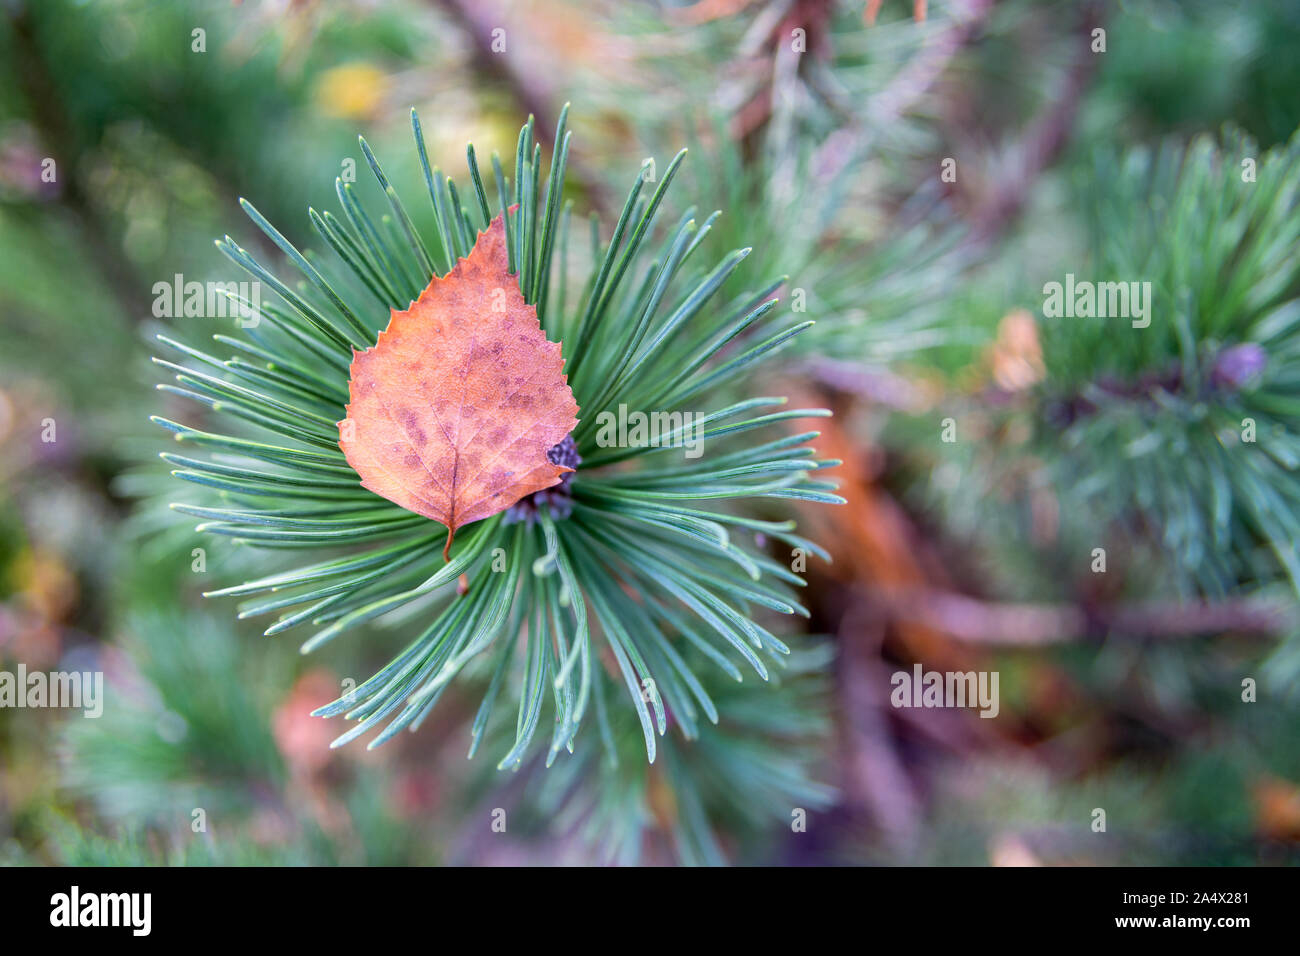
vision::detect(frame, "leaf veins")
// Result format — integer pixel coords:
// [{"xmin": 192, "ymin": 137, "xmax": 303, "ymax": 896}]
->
[{"xmin": 339, "ymin": 213, "xmax": 579, "ymax": 558}]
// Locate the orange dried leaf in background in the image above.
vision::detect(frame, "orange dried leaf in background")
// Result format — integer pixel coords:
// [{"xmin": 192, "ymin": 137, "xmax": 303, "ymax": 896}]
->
[
  {"xmin": 1252, "ymin": 776, "xmax": 1300, "ymax": 841},
  {"xmin": 865, "ymin": 0, "xmax": 927, "ymax": 25},
  {"xmin": 987, "ymin": 309, "xmax": 1045, "ymax": 392},
  {"xmin": 340, "ymin": 214, "xmax": 579, "ymax": 559}
]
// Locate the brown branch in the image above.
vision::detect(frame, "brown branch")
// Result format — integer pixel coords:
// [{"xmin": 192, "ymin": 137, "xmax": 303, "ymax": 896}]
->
[
  {"xmin": 836, "ymin": 605, "xmax": 923, "ymax": 850},
  {"xmin": 812, "ymin": 0, "xmax": 995, "ymax": 184},
  {"xmin": 5, "ymin": 1, "xmax": 151, "ymax": 321},
  {"xmin": 871, "ymin": 588, "xmax": 1295, "ymax": 645},
  {"xmin": 429, "ymin": 0, "xmax": 612, "ymax": 218},
  {"xmin": 432, "ymin": 0, "xmax": 559, "ymax": 140},
  {"xmin": 966, "ymin": 0, "xmax": 1105, "ymax": 244},
  {"xmin": 864, "ymin": 0, "xmax": 993, "ymax": 129}
]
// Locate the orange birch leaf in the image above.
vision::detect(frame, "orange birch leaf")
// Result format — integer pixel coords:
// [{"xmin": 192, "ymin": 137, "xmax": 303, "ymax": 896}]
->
[{"xmin": 339, "ymin": 213, "xmax": 579, "ymax": 559}]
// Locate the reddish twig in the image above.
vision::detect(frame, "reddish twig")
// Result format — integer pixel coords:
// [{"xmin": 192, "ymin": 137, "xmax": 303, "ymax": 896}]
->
[
  {"xmin": 966, "ymin": 0, "xmax": 1105, "ymax": 244},
  {"xmin": 872, "ymin": 588, "xmax": 1294, "ymax": 645}
]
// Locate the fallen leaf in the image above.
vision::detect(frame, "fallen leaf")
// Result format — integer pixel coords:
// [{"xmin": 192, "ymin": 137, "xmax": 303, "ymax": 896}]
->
[
  {"xmin": 989, "ymin": 833, "xmax": 1042, "ymax": 867},
  {"xmin": 1252, "ymin": 775, "xmax": 1300, "ymax": 841},
  {"xmin": 986, "ymin": 308, "xmax": 1045, "ymax": 392},
  {"xmin": 340, "ymin": 213, "xmax": 579, "ymax": 558},
  {"xmin": 273, "ymin": 669, "xmax": 344, "ymax": 777},
  {"xmin": 866, "ymin": 0, "xmax": 927, "ymax": 25}
]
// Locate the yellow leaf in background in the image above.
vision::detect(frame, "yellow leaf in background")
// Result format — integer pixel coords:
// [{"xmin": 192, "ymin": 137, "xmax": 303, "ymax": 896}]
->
[
  {"xmin": 12, "ymin": 547, "xmax": 78, "ymax": 624},
  {"xmin": 314, "ymin": 62, "xmax": 390, "ymax": 121}
]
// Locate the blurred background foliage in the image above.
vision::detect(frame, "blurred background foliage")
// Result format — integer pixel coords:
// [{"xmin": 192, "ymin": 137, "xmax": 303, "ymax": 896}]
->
[{"xmin": 3, "ymin": 0, "xmax": 1300, "ymax": 865}]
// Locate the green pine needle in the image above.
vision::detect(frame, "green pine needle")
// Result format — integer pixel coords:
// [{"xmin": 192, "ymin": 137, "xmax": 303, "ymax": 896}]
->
[{"xmin": 154, "ymin": 107, "xmax": 841, "ymax": 766}]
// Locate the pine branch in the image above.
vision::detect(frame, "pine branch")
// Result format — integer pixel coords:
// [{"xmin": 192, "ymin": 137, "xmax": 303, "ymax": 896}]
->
[{"xmin": 154, "ymin": 108, "xmax": 841, "ymax": 774}]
